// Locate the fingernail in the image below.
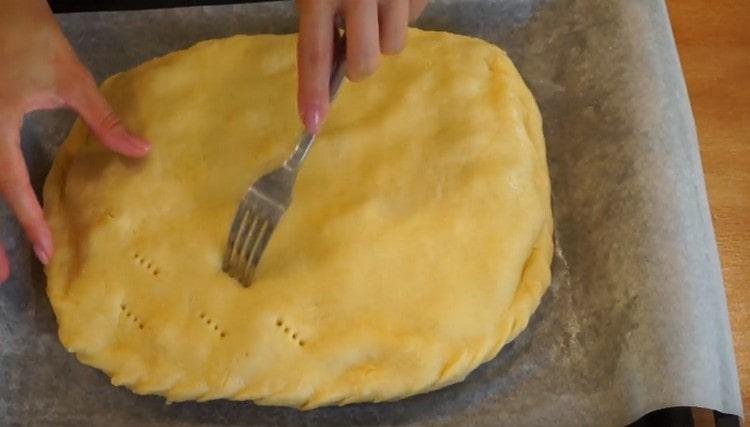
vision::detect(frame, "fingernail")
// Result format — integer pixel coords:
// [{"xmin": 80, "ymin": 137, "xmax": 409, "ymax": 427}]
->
[
  {"xmin": 34, "ymin": 232, "xmax": 53, "ymax": 266},
  {"xmin": 128, "ymin": 136, "xmax": 151, "ymax": 154},
  {"xmin": 302, "ymin": 103, "xmax": 324, "ymax": 134},
  {"xmin": 34, "ymin": 244, "xmax": 50, "ymax": 265},
  {"xmin": 111, "ymin": 125, "xmax": 151, "ymax": 155}
]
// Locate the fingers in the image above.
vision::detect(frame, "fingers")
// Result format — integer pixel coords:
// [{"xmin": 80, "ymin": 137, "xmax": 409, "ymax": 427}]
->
[
  {"xmin": 344, "ymin": 0, "xmax": 380, "ymax": 81},
  {"xmin": 0, "ymin": 126, "xmax": 53, "ymax": 267},
  {"xmin": 297, "ymin": 1, "xmax": 336, "ymax": 134},
  {"xmin": 61, "ymin": 67, "xmax": 150, "ymax": 157},
  {"xmin": 296, "ymin": 0, "xmax": 424, "ymax": 132},
  {"xmin": 0, "ymin": 244, "xmax": 8, "ymax": 284},
  {"xmin": 408, "ymin": 0, "xmax": 428, "ymax": 22},
  {"xmin": 379, "ymin": 1, "xmax": 409, "ymax": 54}
]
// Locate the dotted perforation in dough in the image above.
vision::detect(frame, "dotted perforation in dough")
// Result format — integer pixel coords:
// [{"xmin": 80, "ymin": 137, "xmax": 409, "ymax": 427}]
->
[
  {"xmin": 119, "ymin": 304, "xmax": 145, "ymax": 330},
  {"xmin": 276, "ymin": 318, "xmax": 305, "ymax": 347},
  {"xmin": 132, "ymin": 252, "xmax": 161, "ymax": 277},
  {"xmin": 199, "ymin": 312, "xmax": 227, "ymax": 338}
]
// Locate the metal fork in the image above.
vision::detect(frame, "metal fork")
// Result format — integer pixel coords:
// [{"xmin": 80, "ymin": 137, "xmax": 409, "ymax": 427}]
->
[{"xmin": 223, "ymin": 30, "xmax": 347, "ymax": 286}]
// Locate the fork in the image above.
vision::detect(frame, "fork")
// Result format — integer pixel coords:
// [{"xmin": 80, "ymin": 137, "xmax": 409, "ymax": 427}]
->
[{"xmin": 223, "ymin": 29, "xmax": 347, "ymax": 286}]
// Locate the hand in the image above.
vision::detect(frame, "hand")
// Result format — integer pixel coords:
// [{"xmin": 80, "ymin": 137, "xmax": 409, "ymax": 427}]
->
[
  {"xmin": 296, "ymin": 0, "xmax": 428, "ymax": 133},
  {"xmin": 0, "ymin": 0, "xmax": 150, "ymax": 284}
]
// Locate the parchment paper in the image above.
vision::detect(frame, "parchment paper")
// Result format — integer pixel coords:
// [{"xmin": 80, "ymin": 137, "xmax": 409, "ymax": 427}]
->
[{"xmin": 0, "ymin": 1, "xmax": 742, "ymax": 425}]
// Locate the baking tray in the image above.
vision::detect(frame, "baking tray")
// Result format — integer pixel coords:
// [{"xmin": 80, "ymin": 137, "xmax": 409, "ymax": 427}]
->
[{"xmin": 0, "ymin": 0, "xmax": 742, "ymax": 425}]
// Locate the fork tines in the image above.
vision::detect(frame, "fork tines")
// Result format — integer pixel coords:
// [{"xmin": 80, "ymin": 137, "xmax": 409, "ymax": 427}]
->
[{"xmin": 223, "ymin": 198, "xmax": 278, "ymax": 286}]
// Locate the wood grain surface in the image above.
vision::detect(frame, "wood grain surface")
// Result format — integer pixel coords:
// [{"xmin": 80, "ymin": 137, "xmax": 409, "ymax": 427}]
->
[{"xmin": 666, "ymin": 0, "xmax": 750, "ymax": 418}]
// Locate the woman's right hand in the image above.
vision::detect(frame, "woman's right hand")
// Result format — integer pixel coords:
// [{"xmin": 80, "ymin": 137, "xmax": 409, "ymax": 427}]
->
[
  {"xmin": 0, "ymin": 0, "xmax": 151, "ymax": 284},
  {"xmin": 296, "ymin": 0, "xmax": 428, "ymax": 134}
]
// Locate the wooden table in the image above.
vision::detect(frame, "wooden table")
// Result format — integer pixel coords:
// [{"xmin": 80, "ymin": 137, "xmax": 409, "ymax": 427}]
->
[{"xmin": 666, "ymin": 0, "xmax": 750, "ymax": 418}]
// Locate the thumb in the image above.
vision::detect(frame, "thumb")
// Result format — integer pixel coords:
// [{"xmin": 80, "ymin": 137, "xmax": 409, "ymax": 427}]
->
[
  {"xmin": 62, "ymin": 68, "xmax": 150, "ymax": 158},
  {"xmin": 0, "ymin": 244, "xmax": 9, "ymax": 284}
]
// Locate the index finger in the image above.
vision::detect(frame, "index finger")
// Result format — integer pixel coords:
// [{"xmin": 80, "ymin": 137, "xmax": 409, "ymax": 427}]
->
[
  {"xmin": 297, "ymin": 0, "xmax": 336, "ymax": 134},
  {"xmin": 409, "ymin": 0, "xmax": 428, "ymax": 22}
]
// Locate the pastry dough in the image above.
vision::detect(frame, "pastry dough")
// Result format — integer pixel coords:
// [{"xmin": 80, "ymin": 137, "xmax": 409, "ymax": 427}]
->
[{"xmin": 43, "ymin": 29, "xmax": 553, "ymax": 408}]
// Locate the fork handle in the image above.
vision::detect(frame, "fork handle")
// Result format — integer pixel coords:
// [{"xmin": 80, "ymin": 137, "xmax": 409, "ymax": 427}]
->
[{"xmin": 284, "ymin": 29, "xmax": 347, "ymax": 172}]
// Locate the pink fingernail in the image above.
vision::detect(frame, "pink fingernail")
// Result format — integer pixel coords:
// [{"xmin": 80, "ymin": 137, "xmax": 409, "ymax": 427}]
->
[
  {"xmin": 34, "ymin": 244, "xmax": 50, "ymax": 265},
  {"xmin": 113, "ymin": 125, "xmax": 151, "ymax": 154},
  {"xmin": 129, "ymin": 136, "xmax": 152, "ymax": 154},
  {"xmin": 302, "ymin": 104, "xmax": 324, "ymax": 134},
  {"xmin": 34, "ymin": 232, "xmax": 53, "ymax": 266}
]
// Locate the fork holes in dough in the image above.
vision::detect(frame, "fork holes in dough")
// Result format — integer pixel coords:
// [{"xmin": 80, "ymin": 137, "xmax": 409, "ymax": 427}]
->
[
  {"xmin": 199, "ymin": 312, "xmax": 226, "ymax": 338},
  {"xmin": 275, "ymin": 318, "xmax": 305, "ymax": 347},
  {"xmin": 120, "ymin": 304, "xmax": 144, "ymax": 330},
  {"xmin": 132, "ymin": 252, "xmax": 161, "ymax": 277}
]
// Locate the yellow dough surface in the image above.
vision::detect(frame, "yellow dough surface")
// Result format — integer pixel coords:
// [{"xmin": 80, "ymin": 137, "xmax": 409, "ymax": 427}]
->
[{"xmin": 44, "ymin": 29, "xmax": 553, "ymax": 409}]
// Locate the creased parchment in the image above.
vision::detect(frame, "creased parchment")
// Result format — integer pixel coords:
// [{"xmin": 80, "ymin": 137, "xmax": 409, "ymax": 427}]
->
[{"xmin": 0, "ymin": 1, "xmax": 741, "ymax": 425}]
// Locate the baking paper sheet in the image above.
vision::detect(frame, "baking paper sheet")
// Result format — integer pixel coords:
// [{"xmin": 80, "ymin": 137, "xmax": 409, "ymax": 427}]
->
[{"xmin": 0, "ymin": 0, "xmax": 742, "ymax": 425}]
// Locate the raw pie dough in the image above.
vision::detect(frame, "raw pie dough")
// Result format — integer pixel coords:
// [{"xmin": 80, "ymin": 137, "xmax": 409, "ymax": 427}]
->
[{"xmin": 44, "ymin": 29, "xmax": 553, "ymax": 409}]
